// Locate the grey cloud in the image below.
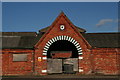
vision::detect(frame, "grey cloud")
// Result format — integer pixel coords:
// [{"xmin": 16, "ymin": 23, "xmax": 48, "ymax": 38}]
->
[{"xmin": 96, "ymin": 19, "xmax": 113, "ymax": 27}]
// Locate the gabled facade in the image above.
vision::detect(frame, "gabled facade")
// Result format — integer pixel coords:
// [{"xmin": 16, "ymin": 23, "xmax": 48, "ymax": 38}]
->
[{"xmin": 1, "ymin": 12, "xmax": 120, "ymax": 76}]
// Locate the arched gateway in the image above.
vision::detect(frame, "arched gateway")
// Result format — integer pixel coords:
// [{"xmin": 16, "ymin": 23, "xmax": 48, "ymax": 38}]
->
[
  {"xmin": 1, "ymin": 12, "xmax": 119, "ymax": 76},
  {"xmin": 43, "ymin": 36, "xmax": 83, "ymax": 56},
  {"xmin": 43, "ymin": 36, "xmax": 82, "ymax": 74},
  {"xmin": 34, "ymin": 12, "xmax": 91, "ymax": 75}
]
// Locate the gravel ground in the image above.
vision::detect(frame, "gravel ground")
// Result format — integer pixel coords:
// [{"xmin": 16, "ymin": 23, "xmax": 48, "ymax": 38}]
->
[
  {"xmin": 1, "ymin": 78, "xmax": 120, "ymax": 80},
  {"xmin": 1, "ymin": 75, "xmax": 120, "ymax": 80}
]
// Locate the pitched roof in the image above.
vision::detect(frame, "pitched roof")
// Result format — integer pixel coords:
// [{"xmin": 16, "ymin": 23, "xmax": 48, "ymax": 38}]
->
[
  {"xmin": 1, "ymin": 12, "xmax": 119, "ymax": 49},
  {"xmin": 39, "ymin": 12, "xmax": 86, "ymax": 33},
  {"xmin": 1, "ymin": 32, "xmax": 119, "ymax": 49},
  {"xmin": 2, "ymin": 32, "xmax": 37, "ymax": 36},
  {"xmin": 1, "ymin": 32, "xmax": 42, "ymax": 49},
  {"xmin": 82, "ymin": 33, "xmax": 120, "ymax": 48},
  {"xmin": 35, "ymin": 12, "xmax": 90, "ymax": 48}
]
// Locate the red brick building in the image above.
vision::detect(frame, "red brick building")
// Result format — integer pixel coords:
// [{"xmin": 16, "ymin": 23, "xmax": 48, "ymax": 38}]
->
[{"xmin": 1, "ymin": 12, "xmax": 120, "ymax": 76}]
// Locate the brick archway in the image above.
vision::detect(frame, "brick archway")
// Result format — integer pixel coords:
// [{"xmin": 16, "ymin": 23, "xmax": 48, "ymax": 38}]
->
[
  {"xmin": 42, "ymin": 35, "xmax": 83, "ymax": 57},
  {"xmin": 41, "ymin": 35, "xmax": 83, "ymax": 74}
]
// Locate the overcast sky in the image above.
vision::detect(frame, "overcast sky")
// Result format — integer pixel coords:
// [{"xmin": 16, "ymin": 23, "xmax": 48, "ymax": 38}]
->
[{"xmin": 2, "ymin": 2, "xmax": 118, "ymax": 33}]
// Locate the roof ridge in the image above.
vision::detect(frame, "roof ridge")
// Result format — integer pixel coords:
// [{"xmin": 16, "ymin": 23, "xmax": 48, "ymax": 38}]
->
[
  {"xmin": 2, "ymin": 32, "xmax": 36, "ymax": 33},
  {"xmin": 85, "ymin": 32, "xmax": 120, "ymax": 34}
]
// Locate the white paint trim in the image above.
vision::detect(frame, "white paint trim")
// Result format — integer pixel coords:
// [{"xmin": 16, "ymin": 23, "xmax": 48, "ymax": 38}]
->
[
  {"xmin": 68, "ymin": 37, "xmax": 70, "ymax": 41},
  {"xmin": 70, "ymin": 38, "xmax": 73, "ymax": 42},
  {"xmin": 42, "ymin": 57, "xmax": 47, "ymax": 60},
  {"xmin": 44, "ymin": 48, "xmax": 48, "ymax": 51},
  {"xmin": 64, "ymin": 36, "xmax": 66, "ymax": 40},
  {"xmin": 61, "ymin": 35, "xmax": 64, "ymax": 40},
  {"xmin": 77, "ymin": 48, "xmax": 82, "ymax": 51},
  {"xmin": 46, "ymin": 43, "xmax": 50, "ymax": 47},
  {"xmin": 79, "ymin": 69, "xmax": 83, "ymax": 72},
  {"xmin": 74, "ymin": 41, "xmax": 77, "ymax": 45},
  {"xmin": 42, "ymin": 70, "xmax": 47, "ymax": 73},
  {"xmin": 54, "ymin": 37, "xmax": 57, "ymax": 41},
  {"xmin": 68, "ymin": 37, "xmax": 71, "ymax": 41},
  {"xmin": 43, "ymin": 53, "xmax": 47, "ymax": 55},
  {"xmin": 66, "ymin": 36, "xmax": 69, "ymax": 40},
  {"xmin": 76, "ymin": 45, "xmax": 80, "ymax": 48},
  {"xmin": 47, "ymin": 41, "xmax": 52, "ymax": 45},
  {"xmin": 56, "ymin": 36, "xmax": 59, "ymax": 40},
  {"xmin": 75, "ymin": 43, "xmax": 79, "ymax": 46},
  {"xmin": 78, "ymin": 50, "xmax": 82, "ymax": 52},
  {"xmin": 78, "ymin": 52, "xmax": 82, "ymax": 55},
  {"xmin": 78, "ymin": 51, "xmax": 82, "ymax": 53},
  {"xmin": 79, "ymin": 56, "xmax": 83, "ymax": 59},
  {"xmin": 49, "ymin": 40, "xmax": 53, "ymax": 43},
  {"xmin": 79, "ymin": 67, "xmax": 83, "ymax": 69},
  {"xmin": 59, "ymin": 36, "xmax": 61, "ymax": 40},
  {"xmin": 45, "ymin": 45, "xmax": 49, "ymax": 49},
  {"xmin": 72, "ymin": 39, "xmax": 75, "ymax": 43},
  {"xmin": 43, "ymin": 50, "xmax": 47, "ymax": 53},
  {"xmin": 52, "ymin": 38, "xmax": 55, "ymax": 42},
  {"xmin": 43, "ymin": 35, "xmax": 83, "ymax": 57}
]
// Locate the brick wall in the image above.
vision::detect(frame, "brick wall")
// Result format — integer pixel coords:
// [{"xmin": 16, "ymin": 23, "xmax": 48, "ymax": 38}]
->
[
  {"xmin": 78, "ymin": 50, "xmax": 92, "ymax": 75},
  {"xmin": 92, "ymin": 48, "xmax": 120, "ymax": 75},
  {"xmin": 1, "ymin": 12, "xmax": 119, "ymax": 76},
  {"xmin": 34, "ymin": 15, "xmax": 91, "ymax": 75},
  {"xmin": 1, "ymin": 49, "xmax": 34, "ymax": 76},
  {"xmin": 1, "ymin": 48, "xmax": 119, "ymax": 76}
]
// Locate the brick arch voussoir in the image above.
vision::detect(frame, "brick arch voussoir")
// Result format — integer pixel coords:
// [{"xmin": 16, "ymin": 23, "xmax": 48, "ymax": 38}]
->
[{"xmin": 42, "ymin": 35, "xmax": 83, "ymax": 56}]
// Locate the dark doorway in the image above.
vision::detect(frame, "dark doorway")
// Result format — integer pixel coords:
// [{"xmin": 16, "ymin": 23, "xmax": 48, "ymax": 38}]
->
[
  {"xmin": 47, "ymin": 40, "xmax": 78, "ymax": 58},
  {"xmin": 47, "ymin": 40, "xmax": 78, "ymax": 74}
]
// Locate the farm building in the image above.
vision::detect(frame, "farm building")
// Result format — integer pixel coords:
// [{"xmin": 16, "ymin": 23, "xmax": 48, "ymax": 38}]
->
[{"xmin": 0, "ymin": 12, "xmax": 120, "ymax": 76}]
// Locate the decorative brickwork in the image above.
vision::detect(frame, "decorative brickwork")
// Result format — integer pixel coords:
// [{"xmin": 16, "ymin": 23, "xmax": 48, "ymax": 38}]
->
[{"xmin": 1, "ymin": 12, "xmax": 119, "ymax": 76}]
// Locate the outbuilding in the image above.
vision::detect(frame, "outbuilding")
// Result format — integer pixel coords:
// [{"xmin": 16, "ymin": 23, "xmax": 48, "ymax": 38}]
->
[{"xmin": 1, "ymin": 12, "xmax": 120, "ymax": 76}]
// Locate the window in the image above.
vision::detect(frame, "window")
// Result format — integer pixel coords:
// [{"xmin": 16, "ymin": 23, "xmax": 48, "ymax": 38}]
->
[{"xmin": 13, "ymin": 53, "xmax": 28, "ymax": 61}]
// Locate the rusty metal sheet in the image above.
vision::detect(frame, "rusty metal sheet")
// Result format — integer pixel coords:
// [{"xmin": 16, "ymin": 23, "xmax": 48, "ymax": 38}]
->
[
  {"xmin": 51, "ymin": 51, "xmax": 72, "ymax": 58},
  {"xmin": 63, "ymin": 58, "xmax": 78, "ymax": 71},
  {"xmin": 47, "ymin": 59, "xmax": 62, "ymax": 73}
]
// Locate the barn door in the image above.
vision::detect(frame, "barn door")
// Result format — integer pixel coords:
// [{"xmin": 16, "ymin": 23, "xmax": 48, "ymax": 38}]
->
[
  {"xmin": 63, "ymin": 58, "xmax": 78, "ymax": 73},
  {"xmin": 47, "ymin": 59, "xmax": 62, "ymax": 74}
]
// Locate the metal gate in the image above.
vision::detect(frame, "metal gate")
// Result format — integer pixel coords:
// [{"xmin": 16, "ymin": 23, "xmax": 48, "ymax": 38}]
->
[
  {"xmin": 47, "ymin": 58, "xmax": 78, "ymax": 74},
  {"xmin": 47, "ymin": 59, "xmax": 62, "ymax": 73},
  {"xmin": 63, "ymin": 58, "xmax": 78, "ymax": 73}
]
